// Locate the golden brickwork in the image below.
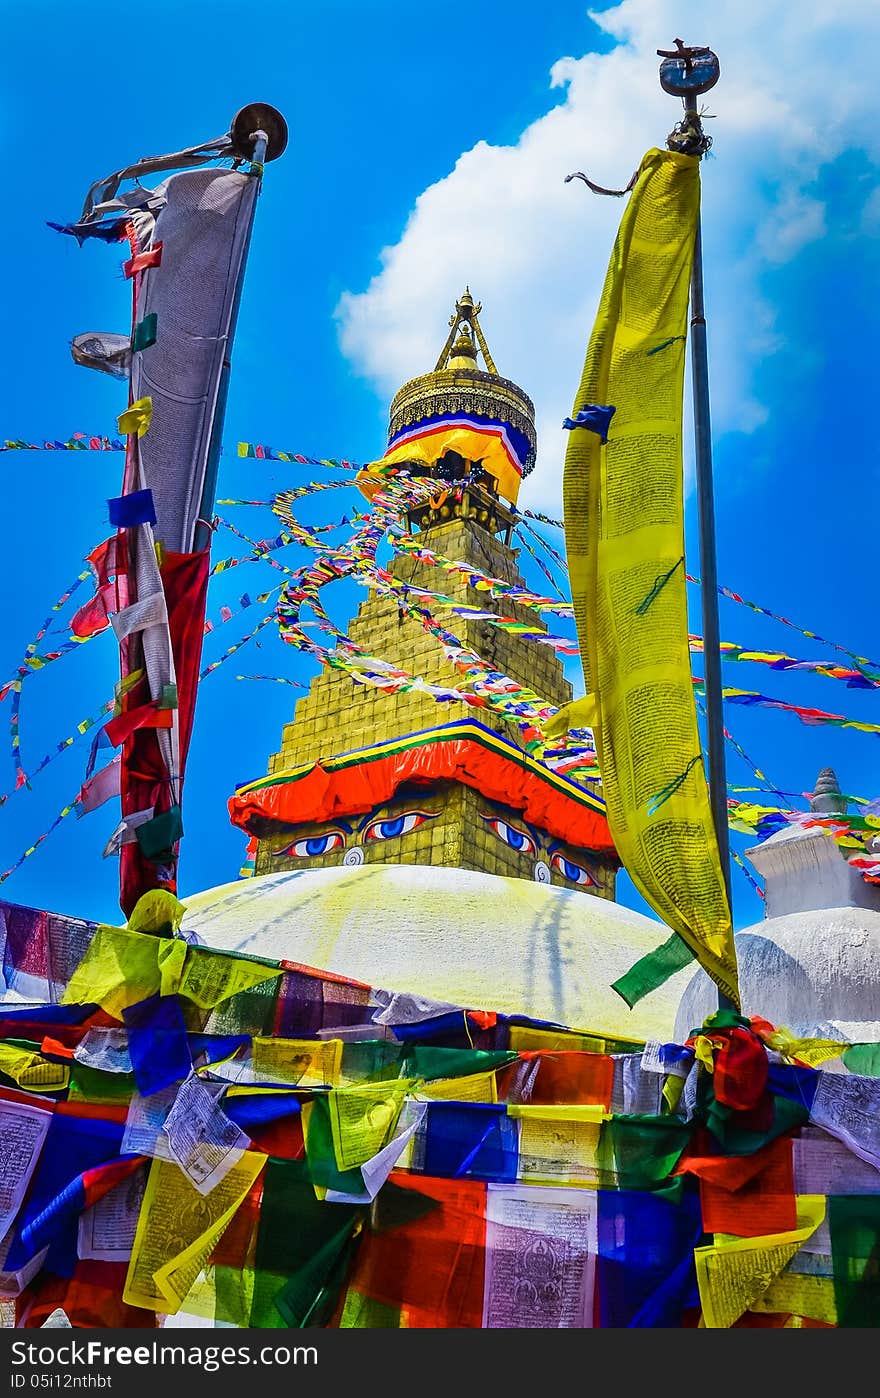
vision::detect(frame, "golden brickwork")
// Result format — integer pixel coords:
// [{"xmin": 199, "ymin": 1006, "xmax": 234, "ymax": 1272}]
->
[
  {"xmin": 456, "ymin": 786, "xmax": 616, "ymax": 899},
  {"xmin": 255, "ymin": 492, "xmax": 616, "ymax": 900},
  {"xmin": 269, "ymin": 514, "xmax": 572, "ymax": 775}
]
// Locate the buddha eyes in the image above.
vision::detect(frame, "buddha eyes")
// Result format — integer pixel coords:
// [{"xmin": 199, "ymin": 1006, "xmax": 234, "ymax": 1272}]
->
[
  {"xmin": 363, "ymin": 811, "xmax": 436, "ymax": 842},
  {"xmin": 275, "ymin": 811, "xmax": 596, "ymax": 887},
  {"xmin": 277, "ymin": 830, "xmax": 346, "ymax": 858},
  {"xmin": 275, "ymin": 811, "xmax": 437, "ymax": 858},
  {"xmin": 550, "ymin": 852, "xmax": 597, "ymax": 887},
  {"xmin": 483, "ymin": 816, "xmax": 536, "ymax": 856}
]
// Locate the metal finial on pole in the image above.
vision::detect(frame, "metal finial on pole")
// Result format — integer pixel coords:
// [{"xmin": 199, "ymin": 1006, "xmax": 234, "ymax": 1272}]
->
[{"xmin": 658, "ymin": 42, "xmax": 736, "ymax": 1010}]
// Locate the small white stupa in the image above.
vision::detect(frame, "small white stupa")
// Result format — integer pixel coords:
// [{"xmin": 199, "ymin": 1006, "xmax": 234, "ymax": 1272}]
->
[{"xmin": 675, "ymin": 768, "xmax": 880, "ymax": 1043}]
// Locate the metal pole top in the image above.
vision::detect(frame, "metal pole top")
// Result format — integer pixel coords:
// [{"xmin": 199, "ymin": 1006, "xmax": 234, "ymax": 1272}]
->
[
  {"xmin": 230, "ymin": 104, "xmax": 288, "ymax": 162},
  {"xmin": 657, "ymin": 39, "xmax": 720, "ymax": 98}
]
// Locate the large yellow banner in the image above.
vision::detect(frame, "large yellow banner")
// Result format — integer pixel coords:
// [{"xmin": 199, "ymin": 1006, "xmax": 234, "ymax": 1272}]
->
[{"xmin": 561, "ymin": 147, "xmax": 738, "ymax": 1006}]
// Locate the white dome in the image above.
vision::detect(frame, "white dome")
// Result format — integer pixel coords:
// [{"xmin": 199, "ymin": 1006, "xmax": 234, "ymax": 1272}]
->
[
  {"xmin": 181, "ymin": 863, "xmax": 691, "ymax": 1043},
  {"xmin": 674, "ymin": 905, "xmax": 880, "ymax": 1043}
]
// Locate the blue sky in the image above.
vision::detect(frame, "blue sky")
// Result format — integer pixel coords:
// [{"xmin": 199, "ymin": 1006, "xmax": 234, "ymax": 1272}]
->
[{"xmin": 1, "ymin": 0, "xmax": 878, "ymax": 936}]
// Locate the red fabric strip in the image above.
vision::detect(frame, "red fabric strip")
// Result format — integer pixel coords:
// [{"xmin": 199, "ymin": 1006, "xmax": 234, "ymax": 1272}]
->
[
  {"xmin": 229, "ymin": 736, "xmax": 615, "ymax": 853},
  {"xmin": 119, "ymin": 549, "xmax": 210, "ymax": 916},
  {"xmin": 713, "ymin": 1026, "xmax": 769, "ymax": 1111},
  {"xmin": 344, "ymin": 1172, "xmax": 486, "ymax": 1327},
  {"xmin": 122, "ymin": 243, "xmax": 163, "ymax": 278},
  {"xmin": 699, "ymin": 1137, "xmax": 797, "ymax": 1237},
  {"xmin": 104, "ymin": 702, "xmax": 173, "ymax": 748},
  {"xmin": 40, "ymin": 1036, "xmax": 76, "ymax": 1060}
]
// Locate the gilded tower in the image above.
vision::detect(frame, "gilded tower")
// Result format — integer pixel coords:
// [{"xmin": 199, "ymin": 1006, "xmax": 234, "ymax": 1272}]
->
[{"xmin": 229, "ymin": 294, "xmax": 619, "ymax": 897}]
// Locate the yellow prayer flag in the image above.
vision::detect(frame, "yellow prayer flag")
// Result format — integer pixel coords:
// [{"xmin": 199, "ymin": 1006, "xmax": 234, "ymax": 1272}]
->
[
  {"xmin": 418, "ymin": 1070, "xmax": 499, "ymax": 1103},
  {"xmin": 0, "ymin": 1044, "xmax": 69, "ymax": 1092},
  {"xmin": 327, "ymin": 1081, "xmax": 414, "ymax": 1172},
  {"xmin": 561, "ymin": 146, "xmax": 738, "ymax": 1005},
  {"xmin": 124, "ymin": 1153, "xmax": 265, "ymax": 1313},
  {"xmin": 61, "ymin": 924, "xmax": 186, "ymax": 1019},
  {"xmin": 117, "ymin": 397, "xmax": 153, "ymax": 438},
  {"xmin": 762, "ymin": 1027, "xmax": 849, "ymax": 1068},
  {"xmin": 507, "ymin": 1025, "xmax": 610, "ymax": 1054},
  {"xmin": 62, "ymin": 925, "xmax": 279, "ymax": 1018},
  {"xmin": 251, "ymin": 1036, "xmax": 342, "ymax": 1088},
  {"xmin": 176, "ymin": 945, "xmax": 281, "ymax": 1009},
  {"xmin": 509, "ymin": 1104, "xmax": 606, "ymax": 1188},
  {"xmin": 749, "ymin": 1271, "xmax": 837, "ymax": 1326},
  {"xmin": 694, "ymin": 1196, "xmax": 826, "ymax": 1328}
]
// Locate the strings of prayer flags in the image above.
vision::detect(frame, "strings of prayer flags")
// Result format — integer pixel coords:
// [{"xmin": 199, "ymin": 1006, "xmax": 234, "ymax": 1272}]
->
[
  {"xmin": 0, "ymin": 599, "xmax": 278, "ymax": 885},
  {"xmin": 0, "ymin": 699, "xmax": 114, "ymax": 811},
  {"xmin": 692, "ymin": 638, "xmax": 880, "ymax": 691},
  {"xmin": 513, "ymin": 526, "xmax": 569, "ymax": 603},
  {"xmin": 3, "ymin": 428, "xmax": 878, "ymax": 672},
  {"xmin": 694, "ymin": 681, "xmax": 880, "ymax": 738},
  {"xmin": 0, "ymin": 792, "xmax": 82, "ymax": 886},
  {"xmin": 704, "ymin": 579, "xmax": 880, "ymax": 674},
  {"xmin": 392, "ymin": 534, "xmax": 574, "ymax": 616},
  {"xmin": 8, "ymin": 415, "xmax": 880, "ymax": 906},
  {"xmin": 235, "ymin": 673, "xmax": 308, "ymax": 688},
  {"xmin": 0, "ymin": 570, "xmax": 95, "ymax": 705},
  {"xmin": 236, "ymin": 443, "xmax": 361, "ymax": 470},
  {"xmin": 198, "ymin": 614, "xmax": 276, "ymax": 680},
  {"xmin": 1, "ymin": 437, "xmax": 364, "ymax": 472},
  {"xmin": 202, "ymin": 587, "xmax": 279, "ymax": 635},
  {"xmin": 0, "ymin": 434, "xmax": 126, "ymax": 452}
]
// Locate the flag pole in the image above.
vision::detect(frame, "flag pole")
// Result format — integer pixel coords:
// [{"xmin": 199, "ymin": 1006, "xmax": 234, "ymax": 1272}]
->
[
  {"xmin": 193, "ymin": 104, "xmax": 288, "ymax": 553},
  {"xmin": 658, "ymin": 41, "xmax": 736, "ymax": 1010}
]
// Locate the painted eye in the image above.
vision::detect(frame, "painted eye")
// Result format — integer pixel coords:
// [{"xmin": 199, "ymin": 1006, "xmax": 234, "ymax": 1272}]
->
[
  {"xmin": 550, "ymin": 852, "xmax": 597, "ymax": 886},
  {"xmin": 363, "ymin": 810, "xmax": 436, "ymax": 842},
  {"xmin": 277, "ymin": 830, "xmax": 346, "ymax": 858},
  {"xmin": 483, "ymin": 816, "xmax": 536, "ymax": 856}
]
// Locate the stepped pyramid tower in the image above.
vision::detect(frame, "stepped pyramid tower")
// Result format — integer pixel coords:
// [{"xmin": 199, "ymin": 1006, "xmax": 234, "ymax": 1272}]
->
[{"xmin": 229, "ymin": 292, "xmax": 619, "ymax": 898}]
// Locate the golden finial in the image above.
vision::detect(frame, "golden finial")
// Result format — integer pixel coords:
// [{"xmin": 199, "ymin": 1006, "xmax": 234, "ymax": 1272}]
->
[
  {"xmin": 448, "ymin": 324, "xmax": 478, "ymax": 370},
  {"xmin": 385, "ymin": 288, "xmax": 537, "ymax": 500},
  {"xmin": 436, "ymin": 289, "xmax": 495, "ymax": 374}
]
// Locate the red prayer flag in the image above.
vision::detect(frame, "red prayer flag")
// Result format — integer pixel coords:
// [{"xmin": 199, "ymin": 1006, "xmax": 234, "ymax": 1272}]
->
[
  {"xmin": 697, "ymin": 1136, "xmax": 797, "ymax": 1238},
  {"xmin": 344, "ymin": 1172, "xmax": 486, "ymax": 1327},
  {"xmin": 103, "ymin": 703, "xmax": 173, "ymax": 748}
]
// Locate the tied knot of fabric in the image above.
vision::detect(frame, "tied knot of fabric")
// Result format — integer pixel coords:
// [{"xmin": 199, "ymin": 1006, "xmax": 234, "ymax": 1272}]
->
[{"xmin": 686, "ymin": 1020, "xmax": 769, "ymax": 1112}]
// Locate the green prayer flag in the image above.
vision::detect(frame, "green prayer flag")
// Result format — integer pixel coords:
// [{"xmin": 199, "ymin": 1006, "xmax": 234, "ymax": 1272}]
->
[
  {"xmin": 829, "ymin": 1194, "xmax": 880, "ymax": 1328},
  {"xmin": 250, "ymin": 1158, "xmax": 364, "ymax": 1328},
  {"xmin": 338, "ymin": 1288, "xmax": 402, "ymax": 1328},
  {"xmin": 611, "ymin": 931, "xmax": 696, "ymax": 1007},
  {"xmin": 599, "ymin": 1114, "xmax": 692, "ymax": 1191},
  {"xmin": 842, "ymin": 1043, "xmax": 880, "ymax": 1077},
  {"xmin": 135, "ymin": 804, "xmax": 183, "ymax": 861},
  {"xmin": 339, "ymin": 1040, "xmax": 403, "ymax": 1084},
  {"xmin": 401, "ymin": 1047, "xmax": 517, "ymax": 1082},
  {"xmin": 131, "ymin": 313, "xmax": 158, "ymax": 352}
]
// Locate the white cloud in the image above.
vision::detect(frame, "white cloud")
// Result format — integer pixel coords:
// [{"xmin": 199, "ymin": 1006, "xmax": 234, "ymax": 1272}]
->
[{"xmin": 336, "ymin": 0, "xmax": 880, "ymax": 514}]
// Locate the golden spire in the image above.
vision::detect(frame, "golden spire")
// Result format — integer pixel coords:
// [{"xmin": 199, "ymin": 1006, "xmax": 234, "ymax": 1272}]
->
[
  {"xmin": 433, "ymin": 288, "xmax": 499, "ymax": 375},
  {"xmin": 386, "ymin": 288, "xmax": 537, "ymax": 494}
]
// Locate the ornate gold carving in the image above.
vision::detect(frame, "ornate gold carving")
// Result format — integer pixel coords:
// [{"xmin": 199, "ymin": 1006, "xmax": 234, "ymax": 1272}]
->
[{"xmin": 388, "ymin": 367, "xmax": 537, "ymax": 477}]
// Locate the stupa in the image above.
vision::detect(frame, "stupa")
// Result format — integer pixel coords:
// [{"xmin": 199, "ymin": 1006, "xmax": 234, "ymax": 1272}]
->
[
  {"xmin": 674, "ymin": 767, "xmax": 880, "ymax": 1042},
  {"xmin": 187, "ymin": 293, "xmax": 695, "ymax": 1041},
  {"xmin": 229, "ymin": 292, "xmax": 620, "ymax": 898}
]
